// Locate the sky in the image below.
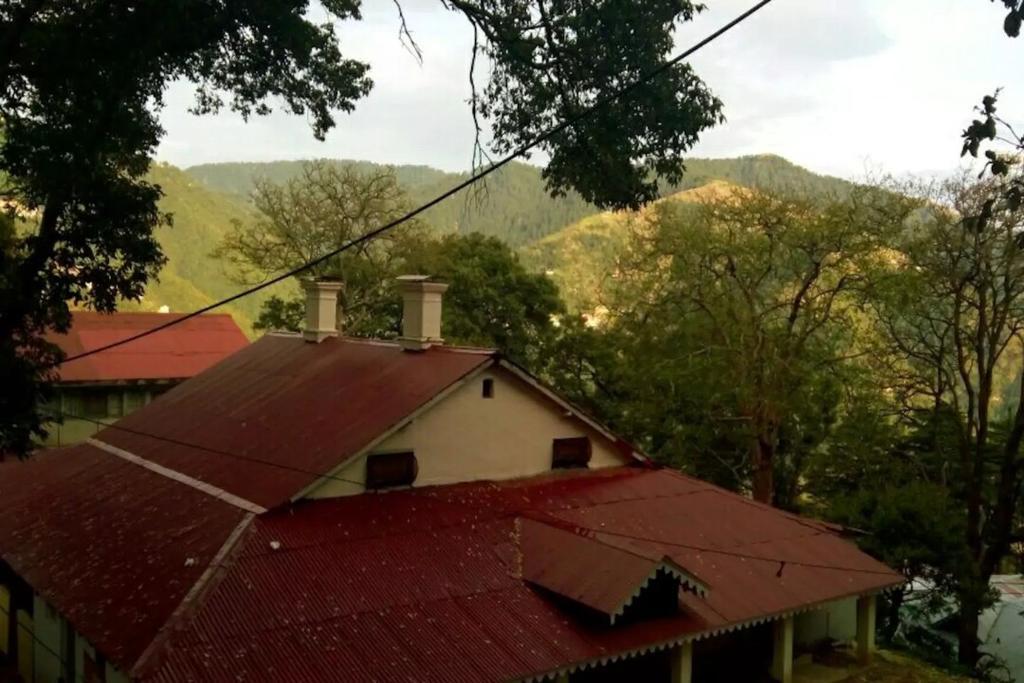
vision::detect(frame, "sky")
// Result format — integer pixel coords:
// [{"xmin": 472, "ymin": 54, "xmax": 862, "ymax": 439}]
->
[{"xmin": 156, "ymin": 0, "xmax": 1024, "ymax": 182}]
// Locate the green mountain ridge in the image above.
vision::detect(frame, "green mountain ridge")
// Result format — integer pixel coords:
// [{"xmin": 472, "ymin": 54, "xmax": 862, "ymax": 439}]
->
[
  {"xmin": 134, "ymin": 155, "xmax": 853, "ymax": 330},
  {"xmin": 521, "ymin": 181, "xmax": 742, "ymax": 310},
  {"xmin": 185, "ymin": 154, "xmax": 854, "ymax": 249},
  {"xmin": 121, "ymin": 163, "xmax": 294, "ymax": 332}
]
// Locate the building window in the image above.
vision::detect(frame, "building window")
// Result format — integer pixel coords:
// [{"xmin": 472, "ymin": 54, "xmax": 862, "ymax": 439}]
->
[
  {"xmin": 366, "ymin": 451, "xmax": 418, "ymax": 490},
  {"xmin": 552, "ymin": 437, "xmax": 592, "ymax": 469},
  {"xmin": 79, "ymin": 389, "xmax": 109, "ymax": 419},
  {"xmin": 482, "ymin": 378, "xmax": 494, "ymax": 399}
]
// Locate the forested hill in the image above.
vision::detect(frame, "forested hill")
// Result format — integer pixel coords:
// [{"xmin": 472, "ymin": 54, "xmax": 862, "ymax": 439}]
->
[
  {"xmin": 130, "ymin": 155, "xmax": 851, "ymax": 330},
  {"xmin": 185, "ymin": 155, "xmax": 853, "ymax": 248},
  {"xmin": 118, "ymin": 163, "xmax": 292, "ymax": 332}
]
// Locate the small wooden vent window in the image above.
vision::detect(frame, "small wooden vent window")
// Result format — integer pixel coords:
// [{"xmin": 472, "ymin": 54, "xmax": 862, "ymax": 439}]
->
[
  {"xmin": 552, "ymin": 437, "xmax": 592, "ymax": 469},
  {"xmin": 366, "ymin": 451, "xmax": 418, "ymax": 489},
  {"xmin": 482, "ymin": 378, "xmax": 494, "ymax": 398}
]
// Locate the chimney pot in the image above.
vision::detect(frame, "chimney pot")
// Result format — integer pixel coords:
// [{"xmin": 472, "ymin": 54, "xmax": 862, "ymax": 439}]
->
[
  {"xmin": 397, "ymin": 275, "xmax": 449, "ymax": 351},
  {"xmin": 301, "ymin": 278, "xmax": 343, "ymax": 343}
]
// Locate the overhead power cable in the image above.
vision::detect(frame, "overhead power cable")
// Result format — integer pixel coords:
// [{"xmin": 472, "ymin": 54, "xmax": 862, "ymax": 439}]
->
[
  {"xmin": 59, "ymin": 0, "xmax": 776, "ymax": 365},
  {"xmin": 41, "ymin": 408, "xmax": 368, "ymax": 490},
  {"xmin": 40, "ymin": 405, "xmax": 899, "ymax": 577}
]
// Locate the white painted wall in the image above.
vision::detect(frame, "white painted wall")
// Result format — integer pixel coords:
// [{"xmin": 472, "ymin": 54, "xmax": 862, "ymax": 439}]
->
[
  {"xmin": 308, "ymin": 366, "xmax": 629, "ymax": 498},
  {"xmin": 794, "ymin": 597, "xmax": 858, "ymax": 647}
]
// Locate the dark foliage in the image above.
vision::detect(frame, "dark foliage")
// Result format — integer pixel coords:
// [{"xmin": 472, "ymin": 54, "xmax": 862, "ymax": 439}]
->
[
  {"xmin": 0, "ymin": 1, "xmax": 372, "ymax": 454},
  {"xmin": 448, "ymin": 0, "xmax": 723, "ymax": 209}
]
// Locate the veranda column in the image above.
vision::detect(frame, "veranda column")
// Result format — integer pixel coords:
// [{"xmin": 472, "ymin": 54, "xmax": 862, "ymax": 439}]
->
[
  {"xmin": 856, "ymin": 594, "xmax": 877, "ymax": 664},
  {"xmin": 770, "ymin": 615, "xmax": 794, "ymax": 683},
  {"xmin": 670, "ymin": 640, "xmax": 694, "ymax": 683}
]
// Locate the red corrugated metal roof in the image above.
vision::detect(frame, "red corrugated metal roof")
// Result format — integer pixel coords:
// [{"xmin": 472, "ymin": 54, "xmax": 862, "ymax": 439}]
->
[
  {"xmin": 519, "ymin": 517, "xmax": 707, "ymax": 621},
  {"xmin": 95, "ymin": 335, "xmax": 494, "ymax": 509},
  {"xmin": 49, "ymin": 312, "xmax": 249, "ymax": 383},
  {"xmin": 0, "ymin": 334, "xmax": 902, "ymax": 681},
  {"xmin": 0, "ymin": 444, "xmax": 247, "ymax": 670},
  {"xmin": 139, "ymin": 467, "xmax": 901, "ymax": 682}
]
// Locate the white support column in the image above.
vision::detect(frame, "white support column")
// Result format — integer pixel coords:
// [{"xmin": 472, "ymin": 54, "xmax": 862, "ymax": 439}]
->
[
  {"xmin": 670, "ymin": 640, "xmax": 694, "ymax": 683},
  {"xmin": 771, "ymin": 615, "xmax": 794, "ymax": 683},
  {"xmin": 856, "ymin": 594, "xmax": 877, "ymax": 664}
]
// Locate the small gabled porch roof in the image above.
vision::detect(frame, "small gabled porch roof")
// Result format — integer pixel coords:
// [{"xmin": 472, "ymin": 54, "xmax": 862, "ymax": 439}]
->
[{"xmin": 518, "ymin": 516, "xmax": 709, "ymax": 623}]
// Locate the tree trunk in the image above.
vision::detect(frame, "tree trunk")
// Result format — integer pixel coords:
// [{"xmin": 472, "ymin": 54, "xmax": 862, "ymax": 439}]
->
[
  {"xmin": 957, "ymin": 585, "xmax": 982, "ymax": 667},
  {"xmin": 750, "ymin": 435, "xmax": 774, "ymax": 504},
  {"xmin": 878, "ymin": 587, "xmax": 905, "ymax": 643}
]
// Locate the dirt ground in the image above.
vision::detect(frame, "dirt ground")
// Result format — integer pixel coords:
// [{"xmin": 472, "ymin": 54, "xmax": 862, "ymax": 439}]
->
[{"xmin": 795, "ymin": 649, "xmax": 973, "ymax": 683}]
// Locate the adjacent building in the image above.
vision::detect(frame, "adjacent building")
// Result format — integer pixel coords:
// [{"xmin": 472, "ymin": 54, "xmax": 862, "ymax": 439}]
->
[
  {"xmin": 0, "ymin": 278, "xmax": 902, "ymax": 683},
  {"xmin": 41, "ymin": 312, "xmax": 249, "ymax": 446}
]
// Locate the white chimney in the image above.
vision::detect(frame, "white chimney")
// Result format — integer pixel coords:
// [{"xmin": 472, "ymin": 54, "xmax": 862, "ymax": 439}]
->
[
  {"xmin": 397, "ymin": 275, "xmax": 449, "ymax": 351},
  {"xmin": 301, "ymin": 277, "xmax": 343, "ymax": 343}
]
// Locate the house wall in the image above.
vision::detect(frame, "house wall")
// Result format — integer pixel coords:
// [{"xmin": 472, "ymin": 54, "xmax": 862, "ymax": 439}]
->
[
  {"xmin": 75, "ymin": 638, "xmax": 129, "ymax": 683},
  {"xmin": 7, "ymin": 591, "xmax": 131, "ymax": 683},
  {"xmin": 794, "ymin": 597, "xmax": 858, "ymax": 648},
  {"xmin": 308, "ymin": 366, "xmax": 629, "ymax": 498},
  {"xmin": 32, "ymin": 596, "xmax": 63, "ymax": 683},
  {"xmin": 41, "ymin": 384, "xmax": 171, "ymax": 447}
]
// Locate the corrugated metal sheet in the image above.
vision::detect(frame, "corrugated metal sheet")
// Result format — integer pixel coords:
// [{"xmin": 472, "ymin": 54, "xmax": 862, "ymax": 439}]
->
[
  {"xmin": 0, "ymin": 445, "xmax": 247, "ymax": 672},
  {"xmin": 96, "ymin": 336, "xmax": 494, "ymax": 509},
  {"xmin": 143, "ymin": 467, "xmax": 902, "ymax": 682},
  {"xmin": 49, "ymin": 312, "xmax": 249, "ymax": 383},
  {"xmin": 519, "ymin": 516, "xmax": 684, "ymax": 619}
]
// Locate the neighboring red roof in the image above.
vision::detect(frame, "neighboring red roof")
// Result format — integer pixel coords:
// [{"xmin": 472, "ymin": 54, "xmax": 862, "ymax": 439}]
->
[
  {"xmin": 96, "ymin": 335, "xmax": 494, "ymax": 509},
  {"xmin": 49, "ymin": 311, "xmax": 249, "ymax": 383}
]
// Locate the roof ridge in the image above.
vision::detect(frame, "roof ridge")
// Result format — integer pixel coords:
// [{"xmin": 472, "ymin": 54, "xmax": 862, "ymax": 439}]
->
[
  {"xmin": 131, "ymin": 512, "xmax": 256, "ymax": 678},
  {"xmin": 87, "ymin": 438, "xmax": 266, "ymax": 514}
]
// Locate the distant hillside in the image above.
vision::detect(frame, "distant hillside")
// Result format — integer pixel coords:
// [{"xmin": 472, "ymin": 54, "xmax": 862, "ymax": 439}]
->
[
  {"xmin": 522, "ymin": 181, "xmax": 739, "ymax": 310},
  {"xmin": 127, "ymin": 155, "xmax": 851, "ymax": 329},
  {"xmin": 119, "ymin": 163, "xmax": 294, "ymax": 332},
  {"xmin": 185, "ymin": 155, "xmax": 854, "ymax": 249}
]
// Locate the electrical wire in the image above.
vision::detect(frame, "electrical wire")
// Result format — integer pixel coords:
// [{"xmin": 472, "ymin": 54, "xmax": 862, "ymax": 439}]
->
[
  {"xmin": 40, "ymin": 406, "xmax": 899, "ymax": 577},
  {"xmin": 41, "ymin": 408, "xmax": 368, "ymax": 490},
  {"xmin": 58, "ymin": 0, "xmax": 777, "ymax": 366}
]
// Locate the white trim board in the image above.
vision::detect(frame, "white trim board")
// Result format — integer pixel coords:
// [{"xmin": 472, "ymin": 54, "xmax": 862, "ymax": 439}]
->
[{"xmin": 87, "ymin": 438, "xmax": 266, "ymax": 514}]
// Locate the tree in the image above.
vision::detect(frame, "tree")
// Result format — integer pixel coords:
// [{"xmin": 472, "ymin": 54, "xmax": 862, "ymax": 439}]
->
[
  {"xmin": 806, "ymin": 396, "xmax": 968, "ymax": 644},
  {"xmin": 253, "ymin": 228, "xmax": 565, "ymax": 371},
  {"xmin": 217, "ymin": 161, "xmax": 430, "ymax": 336},
  {"xmin": 555, "ymin": 189, "xmax": 893, "ymax": 504},
  {"xmin": 0, "ymin": 1, "xmax": 372, "ymax": 454},
  {"xmin": 867, "ymin": 175, "xmax": 1024, "ymax": 666},
  {"xmin": 990, "ymin": 0, "xmax": 1024, "ymax": 37},
  {"xmin": 451, "ymin": 0, "xmax": 724, "ymax": 208},
  {"xmin": 405, "ymin": 233, "xmax": 565, "ymax": 368},
  {"xmin": 1, "ymin": 0, "xmax": 726, "ymax": 455}
]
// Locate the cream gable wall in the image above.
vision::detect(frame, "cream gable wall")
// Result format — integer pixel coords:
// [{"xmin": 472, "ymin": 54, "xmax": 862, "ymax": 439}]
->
[{"xmin": 306, "ymin": 365, "xmax": 629, "ymax": 498}]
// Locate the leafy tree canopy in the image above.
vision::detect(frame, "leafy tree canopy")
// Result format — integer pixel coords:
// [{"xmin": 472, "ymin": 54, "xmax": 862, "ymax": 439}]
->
[
  {"xmin": 548, "ymin": 187, "xmax": 902, "ymax": 506},
  {"xmin": 226, "ymin": 162, "xmax": 564, "ymax": 368}
]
